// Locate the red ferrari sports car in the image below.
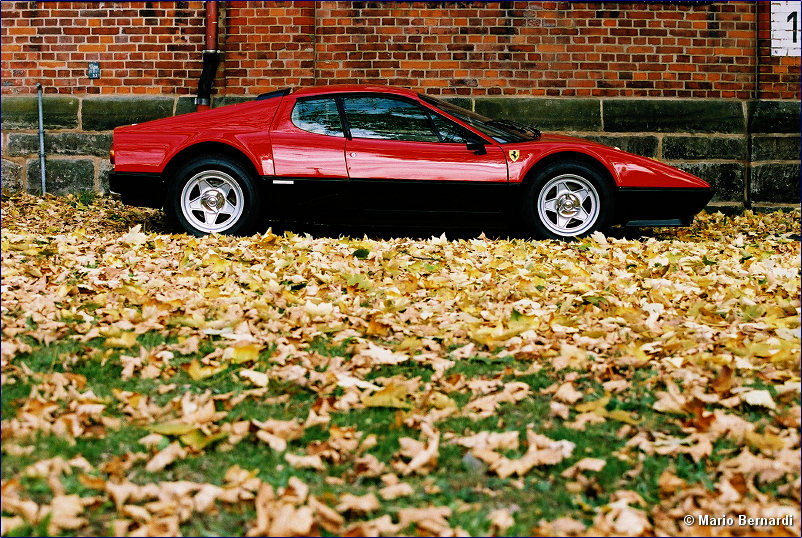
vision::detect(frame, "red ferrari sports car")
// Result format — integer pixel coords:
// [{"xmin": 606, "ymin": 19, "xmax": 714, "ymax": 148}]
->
[{"xmin": 109, "ymin": 85, "xmax": 713, "ymax": 239}]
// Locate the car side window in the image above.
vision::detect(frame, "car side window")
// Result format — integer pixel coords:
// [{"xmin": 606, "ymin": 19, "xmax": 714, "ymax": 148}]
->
[
  {"xmin": 291, "ymin": 98, "xmax": 343, "ymax": 137},
  {"xmin": 429, "ymin": 113, "xmax": 473, "ymax": 144},
  {"xmin": 343, "ymin": 97, "xmax": 439, "ymax": 142}
]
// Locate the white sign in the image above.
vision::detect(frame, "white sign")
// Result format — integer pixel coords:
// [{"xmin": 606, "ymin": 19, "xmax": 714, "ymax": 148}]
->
[{"xmin": 771, "ymin": 1, "xmax": 801, "ymax": 56}]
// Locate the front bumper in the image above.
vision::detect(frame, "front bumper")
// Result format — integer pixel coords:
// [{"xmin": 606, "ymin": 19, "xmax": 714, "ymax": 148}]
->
[
  {"xmin": 108, "ymin": 172, "xmax": 165, "ymax": 209},
  {"xmin": 617, "ymin": 187, "xmax": 714, "ymax": 227}
]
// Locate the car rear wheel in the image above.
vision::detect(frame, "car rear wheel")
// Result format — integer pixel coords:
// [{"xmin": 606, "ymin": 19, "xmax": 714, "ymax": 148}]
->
[
  {"xmin": 522, "ymin": 161, "xmax": 613, "ymax": 240},
  {"xmin": 168, "ymin": 156, "xmax": 262, "ymax": 236}
]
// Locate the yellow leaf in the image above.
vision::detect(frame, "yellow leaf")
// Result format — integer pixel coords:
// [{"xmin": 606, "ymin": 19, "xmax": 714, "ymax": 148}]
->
[
  {"xmin": 104, "ymin": 331, "xmax": 138, "ymax": 348},
  {"xmin": 227, "ymin": 344, "xmax": 263, "ymax": 364},
  {"xmin": 111, "ymin": 389, "xmax": 141, "ymax": 408},
  {"xmin": 575, "ymin": 396, "xmax": 610, "ymax": 413},
  {"xmin": 602, "ymin": 409, "xmax": 642, "ymax": 426},
  {"xmin": 179, "ymin": 429, "xmax": 227, "ymax": 451},
  {"xmin": 744, "ymin": 431, "xmax": 785, "ymax": 452},
  {"xmin": 150, "ymin": 421, "xmax": 197, "ymax": 436},
  {"xmin": 362, "ymin": 383, "xmax": 412, "ymax": 409},
  {"xmin": 185, "ymin": 359, "xmax": 227, "ymax": 381},
  {"xmin": 427, "ymin": 392, "xmax": 456, "ymax": 410}
]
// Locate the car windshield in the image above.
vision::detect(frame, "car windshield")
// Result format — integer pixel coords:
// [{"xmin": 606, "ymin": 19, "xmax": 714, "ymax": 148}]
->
[{"xmin": 419, "ymin": 94, "xmax": 539, "ymax": 144}]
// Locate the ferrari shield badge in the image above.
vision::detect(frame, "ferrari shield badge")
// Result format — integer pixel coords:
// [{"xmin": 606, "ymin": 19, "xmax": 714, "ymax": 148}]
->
[{"xmin": 508, "ymin": 150, "xmax": 520, "ymax": 162}]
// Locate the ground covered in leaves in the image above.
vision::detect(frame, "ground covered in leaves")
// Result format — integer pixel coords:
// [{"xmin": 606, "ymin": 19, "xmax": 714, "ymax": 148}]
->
[{"xmin": 1, "ymin": 192, "xmax": 800, "ymax": 537}]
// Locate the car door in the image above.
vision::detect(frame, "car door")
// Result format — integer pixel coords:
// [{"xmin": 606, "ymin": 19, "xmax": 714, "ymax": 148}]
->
[
  {"xmin": 342, "ymin": 95, "xmax": 507, "ymax": 182},
  {"xmin": 266, "ymin": 95, "xmax": 353, "ymax": 219},
  {"xmin": 341, "ymin": 95, "xmax": 508, "ymax": 213}
]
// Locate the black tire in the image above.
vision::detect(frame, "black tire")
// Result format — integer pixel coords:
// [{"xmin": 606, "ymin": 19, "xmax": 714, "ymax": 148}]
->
[
  {"xmin": 166, "ymin": 155, "xmax": 262, "ymax": 237},
  {"xmin": 521, "ymin": 160, "xmax": 614, "ymax": 240}
]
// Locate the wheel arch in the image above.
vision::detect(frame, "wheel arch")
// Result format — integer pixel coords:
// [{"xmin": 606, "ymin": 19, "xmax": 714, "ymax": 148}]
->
[
  {"xmin": 521, "ymin": 151, "xmax": 618, "ymax": 191},
  {"xmin": 163, "ymin": 141, "xmax": 262, "ymax": 185}
]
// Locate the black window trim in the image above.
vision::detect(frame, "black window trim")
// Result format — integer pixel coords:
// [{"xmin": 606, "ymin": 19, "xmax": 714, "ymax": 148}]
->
[{"xmin": 334, "ymin": 96, "xmax": 351, "ymax": 140}]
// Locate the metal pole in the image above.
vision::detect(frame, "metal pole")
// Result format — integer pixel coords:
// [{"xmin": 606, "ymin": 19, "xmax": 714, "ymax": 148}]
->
[{"xmin": 36, "ymin": 83, "xmax": 46, "ymax": 195}]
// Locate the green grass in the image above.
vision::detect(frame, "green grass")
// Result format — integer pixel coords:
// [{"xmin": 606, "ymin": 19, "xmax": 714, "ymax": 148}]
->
[{"xmin": 2, "ymin": 329, "xmax": 799, "ymax": 536}]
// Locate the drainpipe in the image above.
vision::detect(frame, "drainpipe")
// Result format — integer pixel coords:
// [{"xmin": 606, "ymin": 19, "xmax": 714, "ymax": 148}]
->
[
  {"xmin": 36, "ymin": 83, "xmax": 46, "ymax": 195},
  {"xmin": 745, "ymin": 0, "xmax": 761, "ymax": 210},
  {"xmin": 196, "ymin": 1, "xmax": 222, "ymax": 111}
]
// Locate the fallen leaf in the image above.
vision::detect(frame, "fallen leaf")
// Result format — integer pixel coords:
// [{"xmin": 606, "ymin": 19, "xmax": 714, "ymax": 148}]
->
[{"xmin": 145, "ymin": 441, "xmax": 186, "ymax": 472}]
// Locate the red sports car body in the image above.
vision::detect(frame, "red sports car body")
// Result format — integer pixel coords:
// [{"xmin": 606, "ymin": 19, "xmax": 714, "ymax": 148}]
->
[{"xmin": 109, "ymin": 85, "xmax": 713, "ymax": 238}]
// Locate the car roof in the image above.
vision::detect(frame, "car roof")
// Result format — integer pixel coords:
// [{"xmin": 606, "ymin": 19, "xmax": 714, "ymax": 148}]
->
[{"xmin": 290, "ymin": 85, "xmax": 419, "ymax": 98}]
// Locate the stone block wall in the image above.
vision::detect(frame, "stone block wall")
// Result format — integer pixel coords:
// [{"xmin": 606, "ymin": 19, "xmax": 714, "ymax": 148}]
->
[
  {"xmin": 2, "ymin": 94, "xmax": 798, "ymax": 209},
  {"xmin": 1, "ymin": 1, "xmax": 799, "ymax": 208}
]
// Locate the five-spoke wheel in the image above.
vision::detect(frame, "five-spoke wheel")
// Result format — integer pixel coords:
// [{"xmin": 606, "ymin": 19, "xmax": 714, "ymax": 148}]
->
[
  {"xmin": 522, "ymin": 161, "xmax": 613, "ymax": 240},
  {"xmin": 181, "ymin": 170, "xmax": 245, "ymax": 234},
  {"xmin": 537, "ymin": 173, "xmax": 600, "ymax": 237},
  {"xmin": 167, "ymin": 156, "xmax": 262, "ymax": 236}
]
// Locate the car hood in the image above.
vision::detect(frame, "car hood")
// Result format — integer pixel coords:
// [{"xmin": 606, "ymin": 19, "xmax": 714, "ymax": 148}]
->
[{"xmin": 505, "ymin": 134, "xmax": 711, "ymax": 189}]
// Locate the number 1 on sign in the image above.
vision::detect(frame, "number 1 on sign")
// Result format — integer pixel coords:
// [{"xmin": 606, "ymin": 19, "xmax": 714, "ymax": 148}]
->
[{"xmin": 788, "ymin": 11, "xmax": 798, "ymax": 43}]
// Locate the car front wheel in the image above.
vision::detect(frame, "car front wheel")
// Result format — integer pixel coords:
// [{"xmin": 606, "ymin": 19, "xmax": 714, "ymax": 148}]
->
[
  {"xmin": 522, "ymin": 161, "xmax": 613, "ymax": 240},
  {"xmin": 167, "ymin": 156, "xmax": 262, "ymax": 236}
]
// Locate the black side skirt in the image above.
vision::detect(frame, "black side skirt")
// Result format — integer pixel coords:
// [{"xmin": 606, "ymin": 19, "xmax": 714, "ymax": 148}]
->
[{"xmin": 266, "ymin": 178, "xmax": 516, "ymax": 228}]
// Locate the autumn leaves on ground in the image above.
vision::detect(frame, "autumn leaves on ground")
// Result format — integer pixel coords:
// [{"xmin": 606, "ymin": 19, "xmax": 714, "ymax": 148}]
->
[{"xmin": 1, "ymin": 191, "xmax": 800, "ymax": 537}]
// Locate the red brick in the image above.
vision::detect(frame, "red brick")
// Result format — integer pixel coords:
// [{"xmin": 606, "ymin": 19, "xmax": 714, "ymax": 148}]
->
[{"xmin": 1, "ymin": 1, "xmax": 798, "ymax": 99}]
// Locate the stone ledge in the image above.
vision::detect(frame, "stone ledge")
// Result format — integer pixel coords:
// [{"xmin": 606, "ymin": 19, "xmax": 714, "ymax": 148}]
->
[
  {"xmin": 604, "ymin": 100, "xmax": 744, "ymax": 133},
  {"xmin": 1, "ymin": 96, "xmax": 79, "ymax": 130},
  {"xmin": 212, "ymin": 96, "xmax": 252, "ymax": 108},
  {"xmin": 175, "ymin": 96, "xmax": 197, "ymax": 116},
  {"xmin": 1, "ymin": 159, "xmax": 24, "ymax": 192},
  {"xmin": 474, "ymin": 98, "xmax": 601, "ymax": 131},
  {"xmin": 748, "ymin": 101, "xmax": 801, "ymax": 134},
  {"xmin": 82, "ymin": 97, "xmax": 174, "ymax": 131},
  {"xmin": 581, "ymin": 135, "xmax": 658, "ymax": 157}
]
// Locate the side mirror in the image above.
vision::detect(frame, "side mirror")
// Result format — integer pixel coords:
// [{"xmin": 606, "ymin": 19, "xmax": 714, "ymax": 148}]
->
[{"xmin": 466, "ymin": 141, "xmax": 486, "ymax": 155}]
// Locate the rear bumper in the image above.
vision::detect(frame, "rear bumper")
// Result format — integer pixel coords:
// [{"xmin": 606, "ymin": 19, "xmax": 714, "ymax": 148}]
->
[
  {"xmin": 617, "ymin": 187, "xmax": 714, "ymax": 227},
  {"xmin": 108, "ymin": 172, "xmax": 165, "ymax": 209}
]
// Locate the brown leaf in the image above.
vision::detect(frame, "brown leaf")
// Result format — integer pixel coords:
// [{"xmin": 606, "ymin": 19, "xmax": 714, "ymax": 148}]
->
[
  {"xmin": 488, "ymin": 508, "xmax": 515, "ymax": 534},
  {"xmin": 145, "ymin": 441, "xmax": 186, "ymax": 472},
  {"xmin": 657, "ymin": 470, "xmax": 686, "ymax": 495},
  {"xmin": 335, "ymin": 492, "xmax": 380, "ymax": 515},
  {"xmin": 285, "ymin": 452, "xmax": 326, "ymax": 471},
  {"xmin": 378, "ymin": 482, "xmax": 414, "ymax": 501},
  {"xmin": 711, "ymin": 365, "xmax": 734, "ymax": 394}
]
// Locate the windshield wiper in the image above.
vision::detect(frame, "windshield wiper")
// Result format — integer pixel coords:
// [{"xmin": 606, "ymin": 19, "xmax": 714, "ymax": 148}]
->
[{"xmin": 487, "ymin": 119, "xmax": 541, "ymax": 139}]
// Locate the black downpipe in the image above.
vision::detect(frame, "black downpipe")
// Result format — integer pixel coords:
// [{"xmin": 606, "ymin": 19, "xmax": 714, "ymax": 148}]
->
[{"xmin": 195, "ymin": 50, "xmax": 221, "ymax": 108}]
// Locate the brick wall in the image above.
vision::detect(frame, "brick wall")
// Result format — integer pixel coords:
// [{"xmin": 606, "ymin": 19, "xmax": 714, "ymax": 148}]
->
[
  {"xmin": 1, "ymin": 1, "xmax": 799, "ymax": 207},
  {"xmin": 314, "ymin": 1, "xmax": 764, "ymax": 98},
  {"xmin": 2, "ymin": 1, "xmax": 799, "ymax": 98},
  {"xmin": 220, "ymin": 3, "xmax": 316, "ymax": 94},
  {"xmin": 1, "ymin": 1, "xmax": 207, "ymax": 95},
  {"xmin": 756, "ymin": 0, "xmax": 800, "ymax": 99}
]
